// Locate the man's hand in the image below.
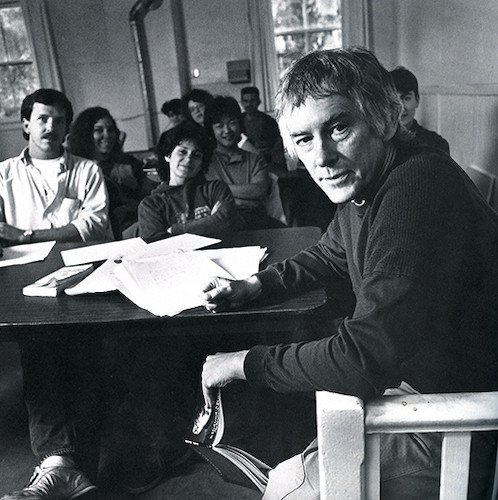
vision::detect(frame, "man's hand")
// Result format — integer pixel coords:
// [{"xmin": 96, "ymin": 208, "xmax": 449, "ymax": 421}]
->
[
  {"xmin": 201, "ymin": 350, "xmax": 249, "ymax": 409},
  {"xmin": 201, "ymin": 275, "xmax": 262, "ymax": 312},
  {"xmin": 0, "ymin": 223, "xmax": 25, "ymax": 244}
]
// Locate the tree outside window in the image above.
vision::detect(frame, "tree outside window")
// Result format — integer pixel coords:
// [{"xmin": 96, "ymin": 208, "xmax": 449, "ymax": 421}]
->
[
  {"xmin": 272, "ymin": 0, "xmax": 342, "ymax": 75},
  {"xmin": 0, "ymin": 3, "xmax": 39, "ymax": 119}
]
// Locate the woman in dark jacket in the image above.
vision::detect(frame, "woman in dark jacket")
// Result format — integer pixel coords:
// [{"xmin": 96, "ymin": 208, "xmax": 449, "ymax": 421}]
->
[{"xmin": 138, "ymin": 121, "xmax": 240, "ymax": 241}]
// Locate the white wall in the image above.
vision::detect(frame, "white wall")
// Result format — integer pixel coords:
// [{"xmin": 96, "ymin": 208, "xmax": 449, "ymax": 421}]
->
[
  {"xmin": 372, "ymin": 0, "xmax": 498, "ymax": 179},
  {"xmin": 2, "ymin": 0, "xmax": 498, "ymax": 172}
]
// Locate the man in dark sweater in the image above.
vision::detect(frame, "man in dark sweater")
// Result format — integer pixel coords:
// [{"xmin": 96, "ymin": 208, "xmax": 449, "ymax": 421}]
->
[
  {"xmin": 199, "ymin": 48, "xmax": 498, "ymax": 499},
  {"xmin": 390, "ymin": 66, "xmax": 450, "ymax": 154}
]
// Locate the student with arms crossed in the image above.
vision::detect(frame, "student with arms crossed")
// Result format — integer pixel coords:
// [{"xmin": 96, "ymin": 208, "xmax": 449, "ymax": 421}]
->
[
  {"xmin": 204, "ymin": 96, "xmax": 284, "ymax": 230},
  {"xmin": 0, "ymin": 89, "xmax": 111, "ymax": 499},
  {"xmin": 138, "ymin": 121, "xmax": 241, "ymax": 241},
  {"xmin": 199, "ymin": 48, "xmax": 498, "ymax": 499}
]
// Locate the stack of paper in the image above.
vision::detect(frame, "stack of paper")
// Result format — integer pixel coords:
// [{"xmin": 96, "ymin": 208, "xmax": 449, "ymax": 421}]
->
[
  {"xmin": 113, "ymin": 246, "xmax": 266, "ymax": 316},
  {"xmin": 64, "ymin": 234, "xmax": 221, "ymax": 296},
  {"xmin": 113, "ymin": 251, "xmax": 231, "ymax": 317},
  {"xmin": 62, "ymin": 233, "xmax": 266, "ymax": 316}
]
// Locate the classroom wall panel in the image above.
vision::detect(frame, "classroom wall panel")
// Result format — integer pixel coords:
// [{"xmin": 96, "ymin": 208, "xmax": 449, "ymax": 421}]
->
[{"xmin": 372, "ymin": 0, "xmax": 498, "ymax": 179}]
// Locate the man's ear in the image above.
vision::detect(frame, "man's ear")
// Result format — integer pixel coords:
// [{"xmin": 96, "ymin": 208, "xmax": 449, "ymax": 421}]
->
[
  {"xmin": 22, "ymin": 118, "xmax": 30, "ymax": 136},
  {"xmin": 384, "ymin": 122, "xmax": 397, "ymax": 142}
]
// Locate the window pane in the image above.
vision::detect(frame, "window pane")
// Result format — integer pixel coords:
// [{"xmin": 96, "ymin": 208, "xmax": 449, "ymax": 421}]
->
[
  {"xmin": 307, "ymin": 29, "xmax": 342, "ymax": 52},
  {"xmin": 275, "ymin": 33, "xmax": 306, "ymax": 74},
  {"xmin": 272, "ymin": 1, "xmax": 304, "ymax": 30},
  {"xmin": 272, "ymin": 0, "xmax": 341, "ymax": 31},
  {"xmin": 307, "ymin": 0, "xmax": 341, "ymax": 29},
  {"xmin": 0, "ymin": 6, "xmax": 32, "ymax": 62},
  {"xmin": 0, "ymin": 64, "xmax": 38, "ymax": 118},
  {"xmin": 0, "ymin": 67, "xmax": 16, "ymax": 118},
  {"xmin": 272, "ymin": 0, "xmax": 342, "ymax": 74}
]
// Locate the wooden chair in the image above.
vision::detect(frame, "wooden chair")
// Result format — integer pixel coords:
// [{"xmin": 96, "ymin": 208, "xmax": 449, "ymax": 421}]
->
[
  {"xmin": 316, "ymin": 390, "xmax": 498, "ymax": 499},
  {"xmin": 465, "ymin": 164, "xmax": 497, "ymax": 207}
]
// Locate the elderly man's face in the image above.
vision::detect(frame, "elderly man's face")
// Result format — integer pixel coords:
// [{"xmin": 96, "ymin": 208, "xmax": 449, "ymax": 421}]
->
[{"xmin": 285, "ymin": 95, "xmax": 388, "ymax": 204}]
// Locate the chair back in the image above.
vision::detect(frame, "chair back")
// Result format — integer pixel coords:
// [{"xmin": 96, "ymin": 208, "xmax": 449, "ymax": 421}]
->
[
  {"xmin": 465, "ymin": 164, "xmax": 497, "ymax": 207},
  {"xmin": 316, "ymin": 390, "xmax": 498, "ymax": 499}
]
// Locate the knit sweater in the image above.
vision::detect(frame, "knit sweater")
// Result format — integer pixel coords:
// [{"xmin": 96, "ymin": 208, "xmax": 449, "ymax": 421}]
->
[
  {"xmin": 137, "ymin": 176, "xmax": 239, "ymax": 241},
  {"xmin": 245, "ymin": 139, "xmax": 498, "ymax": 400}
]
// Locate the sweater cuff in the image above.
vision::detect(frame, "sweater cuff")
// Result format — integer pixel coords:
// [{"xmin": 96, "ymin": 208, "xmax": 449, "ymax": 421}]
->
[
  {"xmin": 254, "ymin": 266, "xmax": 286, "ymax": 300},
  {"xmin": 244, "ymin": 345, "xmax": 271, "ymax": 388}
]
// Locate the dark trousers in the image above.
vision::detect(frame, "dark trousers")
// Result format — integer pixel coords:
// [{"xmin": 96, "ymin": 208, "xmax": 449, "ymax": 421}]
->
[{"xmin": 18, "ymin": 335, "xmax": 103, "ymax": 481}]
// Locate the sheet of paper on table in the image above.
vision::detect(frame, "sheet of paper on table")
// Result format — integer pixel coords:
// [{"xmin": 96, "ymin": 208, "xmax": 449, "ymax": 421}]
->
[
  {"xmin": 199, "ymin": 246, "xmax": 266, "ymax": 280},
  {"xmin": 0, "ymin": 241, "xmax": 56, "ymax": 268},
  {"xmin": 113, "ymin": 250, "xmax": 234, "ymax": 317},
  {"xmin": 65, "ymin": 234, "xmax": 222, "ymax": 296},
  {"xmin": 60, "ymin": 238, "xmax": 148, "ymax": 266}
]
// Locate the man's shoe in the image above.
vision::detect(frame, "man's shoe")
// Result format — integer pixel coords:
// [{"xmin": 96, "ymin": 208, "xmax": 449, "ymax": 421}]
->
[{"xmin": 0, "ymin": 455, "xmax": 96, "ymax": 499}]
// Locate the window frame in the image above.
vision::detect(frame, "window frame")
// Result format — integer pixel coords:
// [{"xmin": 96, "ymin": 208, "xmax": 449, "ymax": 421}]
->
[
  {"xmin": 0, "ymin": 0, "xmax": 61, "ymax": 129},
  {"xmin": 272, "ymin": 0, "xmax": 343, "ymax": 74},
  {"xmin": 248, "ymin": 0, "xmax": 370, "ymax": 113}
]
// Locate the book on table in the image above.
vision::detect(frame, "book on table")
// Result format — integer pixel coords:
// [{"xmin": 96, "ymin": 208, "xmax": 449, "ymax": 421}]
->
[
  {"xmin": 184, "ymin": 388, "xmax": 272, "ymax": 492},
  {"xmin": 22, "ymin": 263, "xmax": 94, "ymax": 297}
]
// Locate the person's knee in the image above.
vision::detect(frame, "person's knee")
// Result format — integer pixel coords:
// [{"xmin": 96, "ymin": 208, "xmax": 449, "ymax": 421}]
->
[{"xmin": 263, "ymin": 440, "xmax": 319, "ymax": 500}]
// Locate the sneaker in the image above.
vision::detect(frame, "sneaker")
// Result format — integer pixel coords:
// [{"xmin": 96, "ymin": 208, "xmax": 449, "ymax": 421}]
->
[
  {"xmin": 121, "ymin": 448, "xmax": 192, "ymax": 495},
  {"xmin": 0, "ymin": 455, "xmax": 96, "ymax": 499}
]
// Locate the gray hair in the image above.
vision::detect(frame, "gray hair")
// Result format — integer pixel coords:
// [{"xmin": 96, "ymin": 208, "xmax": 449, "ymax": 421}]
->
[{"xmin": 276, "ymin": 47, "xmax": 402, "ymax": 157}]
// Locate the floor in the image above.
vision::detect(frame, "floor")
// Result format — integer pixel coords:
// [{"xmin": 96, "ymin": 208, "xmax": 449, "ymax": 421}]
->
[{"xmin": 0, "ymin": 341, "xmax": 316, "ymax": 499}]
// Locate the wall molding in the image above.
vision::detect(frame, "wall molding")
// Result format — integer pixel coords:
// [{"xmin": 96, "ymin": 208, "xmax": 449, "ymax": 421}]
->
[{"xmin": 422, "ymin": 84, "xmax": 498, "ymax": 96}]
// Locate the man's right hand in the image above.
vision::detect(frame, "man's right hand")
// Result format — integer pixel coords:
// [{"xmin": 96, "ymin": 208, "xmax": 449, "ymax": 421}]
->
[
  {"xmin": 0, "ymin": 222, "xmax": 25, "ymax": 244},
  {"xmin": 201, "ymin": 275, "xmax": 262, "ymax": 312}
]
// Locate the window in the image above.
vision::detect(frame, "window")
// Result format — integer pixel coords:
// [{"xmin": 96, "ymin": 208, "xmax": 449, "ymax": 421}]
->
[
  {"xmin": 0, "ymin": 2, "xmax": 39, "ymax": 119},
  {"xmin": 271, "ymin": 0, "xmax": 342, "ymax": 74}
]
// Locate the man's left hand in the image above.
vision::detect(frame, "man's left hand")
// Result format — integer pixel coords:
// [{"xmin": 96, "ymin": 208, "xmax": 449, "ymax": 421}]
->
[{"xmin": 201, "ymin": 350, "xmax": 249, "ymax": 409}]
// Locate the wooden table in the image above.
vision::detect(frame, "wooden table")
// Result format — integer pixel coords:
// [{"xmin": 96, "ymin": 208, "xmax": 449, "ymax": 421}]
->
[{"xmin": 0, "ymin": 227, "xmax": 328, "ymax": 342}]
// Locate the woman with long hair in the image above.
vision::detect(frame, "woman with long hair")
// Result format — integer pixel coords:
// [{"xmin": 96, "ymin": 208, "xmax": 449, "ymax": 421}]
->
[{"xmin": 69, "ymin": 107, "xmax": 151, "ymax": 238}]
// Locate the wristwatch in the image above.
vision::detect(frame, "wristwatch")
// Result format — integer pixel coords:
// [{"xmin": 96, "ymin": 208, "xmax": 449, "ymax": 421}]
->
[{"xmin": 22, "ymin": 230, "xmax": 33, "ymax": 244}]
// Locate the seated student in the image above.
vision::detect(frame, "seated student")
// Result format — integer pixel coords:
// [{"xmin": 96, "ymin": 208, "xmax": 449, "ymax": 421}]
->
[
  {"xmin": 390, "ymin": 66, "xmax": 450, "ymax": 154},
  {"xmin": 181, "ymin": 88, "xmax": 214, "ymax": 128},
  {"xmin": 0, "ymin": 89, "xmax": 111, "ymax": 499},
  {"xmin": 204, "ymin": 95, "xmax": 285, "ymax": 229},
  {"xmin": 138, "ymin": 121, "xmax": 241, "ymax": 241},
  {"xmin": 160, "ymin": 98, "xmax": 186, "ymax": 131},
  {"xmin": 199, "ymin": 48, "xmax": 498, "ymax": 500},
  {"xmin": 69, "ymin": 106, "xmax": 153, "ymax": 238},
  {"xmin": 241, "ymin": 86, "xmax": 287, "ymax": 176}
]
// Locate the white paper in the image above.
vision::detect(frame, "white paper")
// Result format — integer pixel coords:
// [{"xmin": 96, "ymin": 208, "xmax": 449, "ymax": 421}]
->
[
  {"xmin": 64, "ymin": 257, "xmax": 123, "ymax": 295},
  {"xmin": 113, "ymin": 251, "xmax": 234, "ymax": 317},
  {"xmin": 0, "ymin": 241, "xmax": 56, "ymax": 268},
  {"xmin": 60, "ymin": 238, "xmax": 148, "ymax": 266},
  {"xmin": 199, "ymin": 246, "xmax": 263, "ymax": 280},
  {"xmin": 140, "ymin": 234, "xmax": 221, "ymax": 258},
  {"xmin": 65, "ymin": 233, "xmax": 221, "ymax": 296}
]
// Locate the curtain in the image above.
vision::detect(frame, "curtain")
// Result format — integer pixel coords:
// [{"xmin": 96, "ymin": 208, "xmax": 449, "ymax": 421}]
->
[
  {"xmin": 20, "ymin": 0, "xmax": 63, "ymax": 90},
  {"xmin": 246, "ymin": 0, "xmax": 279, "ymax": 113},
  {"xmin": 341, "ymin": 0, "xmax": 372, "ymax": 49}
]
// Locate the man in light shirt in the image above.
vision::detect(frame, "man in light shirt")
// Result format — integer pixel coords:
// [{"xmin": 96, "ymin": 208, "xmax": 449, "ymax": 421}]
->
[
  {"xmin": 0, "ymin": 89, "xmax": 111, "ymax": 499},
  {"xmin": 0, "ymin": 89, "xmax": 111, "ymax": 245}
]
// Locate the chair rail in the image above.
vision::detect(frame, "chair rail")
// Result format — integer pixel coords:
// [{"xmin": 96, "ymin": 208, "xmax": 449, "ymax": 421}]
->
[{"xmin": 316, "ymin": 390, "xmax": 498, "ymax": 500}]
